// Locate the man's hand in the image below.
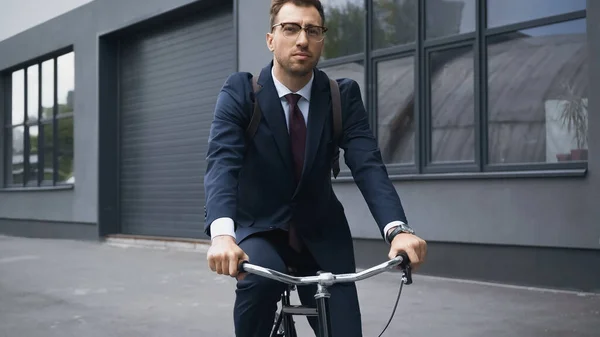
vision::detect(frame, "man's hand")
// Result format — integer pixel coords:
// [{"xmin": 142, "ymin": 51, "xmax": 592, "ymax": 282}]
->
[
  {"xmin": 207, "ymin": 235, "xmax": 249, "ymax": 278},
  {"xmin": 387, "ymin": 231, "xmax": 427, "ymax": 271}
]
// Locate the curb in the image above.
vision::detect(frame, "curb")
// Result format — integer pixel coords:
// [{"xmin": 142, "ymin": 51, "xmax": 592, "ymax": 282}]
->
[{"xmin": 103, "ymin": 235, "xmax": 211, "ymax": 253}]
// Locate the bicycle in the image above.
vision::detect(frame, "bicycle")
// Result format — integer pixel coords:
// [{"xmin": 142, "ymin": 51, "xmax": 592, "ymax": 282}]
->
[{"xmin": 239, "ymin": 253, "xmax": 413, "ymax": 337}]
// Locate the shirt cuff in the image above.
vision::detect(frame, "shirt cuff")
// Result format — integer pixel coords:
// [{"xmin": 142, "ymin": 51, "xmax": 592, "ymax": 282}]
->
[
  {"xmin": 210, "ymin": 217, "xmax": 236, "ymax": 240},
  {"xmin": 383, "ymin": 221, "xmax": 406, "ymax": 244}
]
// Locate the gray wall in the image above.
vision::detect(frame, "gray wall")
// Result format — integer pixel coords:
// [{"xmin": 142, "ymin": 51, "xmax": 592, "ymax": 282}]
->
[
  {"xmin": 238, "ymin": 0, "xmax": 599, "ymax": 250},
  {"xmin": 0, "ymin": 0, "xmax": 222, "ymax": 225},
  {"xmin": 238, "ymin": 0, "xmax": 273, "ymax": 73}
]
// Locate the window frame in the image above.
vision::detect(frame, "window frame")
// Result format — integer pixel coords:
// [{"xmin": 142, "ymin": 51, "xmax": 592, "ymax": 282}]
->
[
  {"xmin": 2, "ymin": 47, "xmax": 74, "ymax": 189},
  {"xmin": 322, "ymin": 0, "xmax": 588, "ymax": 179}
]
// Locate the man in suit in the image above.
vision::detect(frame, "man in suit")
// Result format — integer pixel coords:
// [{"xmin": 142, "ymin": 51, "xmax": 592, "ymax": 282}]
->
[{"xmin": 203, "ymin": 1, "xmax": 427, "ymax": 336}]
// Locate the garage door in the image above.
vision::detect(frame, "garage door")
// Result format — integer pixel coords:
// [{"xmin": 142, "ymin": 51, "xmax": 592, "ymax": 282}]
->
[{"xmin": 118, "ymin": 5, "xmax": 234, "ymax": 239}]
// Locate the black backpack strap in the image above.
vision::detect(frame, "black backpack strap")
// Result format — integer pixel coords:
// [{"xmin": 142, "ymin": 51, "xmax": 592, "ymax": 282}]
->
[
  {"xmin": 329, "ymin": 78, "xmax": 342, "ymax": 178},
  {"xmin": 245, "ymin": 74, "xmax": 262, "ymax": 139}
]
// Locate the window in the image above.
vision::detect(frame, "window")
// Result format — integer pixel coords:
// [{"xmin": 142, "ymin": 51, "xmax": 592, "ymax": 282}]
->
[
  {"xmin": 487, "ymin": 0, "xmax": 586, "ymax": 28},
  {"xmin": 372, "ymin": 0, "xmax": 417, "ymax": 50},
  {"xmin": 428, "ymin": 44, "xmax": 475, "ymax": 164},
  {"xmin": 487, "ymin": 19, "xmax": 588, "ymax": 165},
  {"xmin": 321, "ymin": 0, "xmax": 365, "ymax": 60},
  {"xmin": 376, "ymin": 56, "xmax": 415, "ymax": 165},
  {"xmin": 3, "ymin": 50, "xmax": 74, "ymax": 187},
  {"xmin": 320, "ymin": 0, "xmax": 587, "ymax": 176},
  {"xmin": 426, "ymin": 0, "xmax": 476, "ymax": 39}
]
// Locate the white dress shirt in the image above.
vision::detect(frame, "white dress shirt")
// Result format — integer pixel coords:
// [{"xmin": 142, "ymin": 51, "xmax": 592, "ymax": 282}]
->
[{"xmin": 209, "ymin": 68, "xmax": 404, "ymax": 243}]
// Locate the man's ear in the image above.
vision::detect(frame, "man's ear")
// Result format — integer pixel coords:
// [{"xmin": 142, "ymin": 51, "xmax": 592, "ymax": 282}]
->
[{"xmin": 266, "ymin": 33, "xmax": 274, "ymax": 52}]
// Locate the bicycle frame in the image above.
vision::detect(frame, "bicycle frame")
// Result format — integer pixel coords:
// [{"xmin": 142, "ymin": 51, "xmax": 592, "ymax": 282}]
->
[{"xmin": 239, "ymin": 254, "xmax": 412, "ymax": 337}]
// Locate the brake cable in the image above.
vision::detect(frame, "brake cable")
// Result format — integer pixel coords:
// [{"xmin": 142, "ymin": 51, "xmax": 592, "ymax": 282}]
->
[{"xmin": 377, "ymin": 265, "xmax": 412, "ymax": 337}]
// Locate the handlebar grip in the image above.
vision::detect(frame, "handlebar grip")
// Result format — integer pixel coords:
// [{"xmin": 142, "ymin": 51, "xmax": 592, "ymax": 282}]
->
[
  {"xmin": 238, "ymin": 260, "xmax": 249, "ymax": 273},
  {"xmin": 396, "ymin": 252, "xmax": 413, "ymax": 285}
]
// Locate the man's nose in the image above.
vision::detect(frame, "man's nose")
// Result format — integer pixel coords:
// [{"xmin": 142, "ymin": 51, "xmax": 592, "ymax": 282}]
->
[{"xmin": 296, "ymin": 29, "xmax": 309, "ymax": 46}]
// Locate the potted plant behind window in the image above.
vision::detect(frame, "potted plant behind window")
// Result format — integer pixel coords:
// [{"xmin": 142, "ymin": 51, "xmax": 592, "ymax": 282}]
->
[{"xmin": 557, "ymin": 82, "xmax": 588, "ymax": 161}]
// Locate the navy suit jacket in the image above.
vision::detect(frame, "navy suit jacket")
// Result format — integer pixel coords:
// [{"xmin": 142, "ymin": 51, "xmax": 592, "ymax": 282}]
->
[{"xmin": 204, "ymin": 62, "xmax": 407, "ymax": 273}]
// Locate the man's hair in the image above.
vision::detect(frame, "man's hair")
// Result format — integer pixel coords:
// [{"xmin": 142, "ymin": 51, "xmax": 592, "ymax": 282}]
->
[{"xmin": 269, "ymin": 0, "xmax": 326, "ymax": 28}]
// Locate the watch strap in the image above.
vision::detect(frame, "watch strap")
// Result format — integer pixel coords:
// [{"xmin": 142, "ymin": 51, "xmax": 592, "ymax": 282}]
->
[{"xmin": 386, "ymin": 224, "xmax": 414, "ymax": 243}]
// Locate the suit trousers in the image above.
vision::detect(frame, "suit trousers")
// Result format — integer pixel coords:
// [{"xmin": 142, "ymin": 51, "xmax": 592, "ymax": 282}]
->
[{"xmin": 234, "ymin": 229, "xmax": 363, "ymax": 337}]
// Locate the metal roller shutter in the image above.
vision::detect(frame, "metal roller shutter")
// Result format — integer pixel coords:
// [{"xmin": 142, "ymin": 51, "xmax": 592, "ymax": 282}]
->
[{"xmin": 118, "ymin": 6, "xmax": 234, "ymax": 239}]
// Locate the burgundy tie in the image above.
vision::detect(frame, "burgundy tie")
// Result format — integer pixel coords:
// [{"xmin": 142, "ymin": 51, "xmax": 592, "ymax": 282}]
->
[
  {"xmin": 285, "ymin": 93, "xmax": 306, "ymax": 183},
  {"xmin": 284, "ymin": 93, "xmax": 306, "ymax": 252}
]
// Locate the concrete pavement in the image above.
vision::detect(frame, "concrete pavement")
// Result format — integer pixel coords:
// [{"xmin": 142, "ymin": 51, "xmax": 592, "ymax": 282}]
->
[{"xmin": 0, "ymin": 234, "xmax": 598, "ymax": 337}]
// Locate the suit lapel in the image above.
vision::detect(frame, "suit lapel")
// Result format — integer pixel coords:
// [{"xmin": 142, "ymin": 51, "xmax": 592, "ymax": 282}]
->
[
  {"xmin": 256, "ymin": 64, "xmax": 293, "ymax": 172},
  {"xmin": 293, "ymin": 69, "xmax": 330, "ymax": 197}
]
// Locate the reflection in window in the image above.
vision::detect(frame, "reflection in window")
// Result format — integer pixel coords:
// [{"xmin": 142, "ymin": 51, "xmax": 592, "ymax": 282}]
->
[
  {"xmin": 487, "ymin": 0, "xmax": 586, "ymax": 28},
  {"xmin": 320, "ymin": 61, "xmax": 366, "ymax": 102},
  {"xmin": 429, "ymin": 45, "xmax": 475, "ymax": 163},
  {"xmin": 426, "ymin": 0, "xmax": 475, "ymax": 39},
  {"xmin": 28, "ymin": 125, "xmax": 39, "ymax": 184},
  {"xmin": 57, "ymin": 52, "xmax": 75, "ymax": 115},
  {"xmin": 11, "ymin": 70, "xmax": 24, "ymax": 125},
  {"xmin": 321, "ymin": 0, "xmax": 364, "ymax": 60},
  {"xmin": 42, "ymin": 121, "xmax": 54, "ymax": 182},
  {"xmin": 9, "ymin": 127, "xmax": 24, "ymax": 184},
  {"xmin": 56, "ymin": 117, "xmax": 74, "ymax": 183},
  {"xmin": 41, "ymin": 59, "xmax": 54, "ymax": 120},
  {"xmin": 373, "ymin": 0, "xmax": 417, "ymax": 50},
  {"xmin": 27, "ymin": 65, "xmax": 39, "ymax": 122},
  {"xmin": 377, "ymin": 56, "xmax": 415, "ymax": 164},
  {"xmin": 4, "ymin": 50, "xmax": 75, "ymax": 187},
  {"xmin": 487, "ymin": 19, "xmax": 588, "ymax": 164}
]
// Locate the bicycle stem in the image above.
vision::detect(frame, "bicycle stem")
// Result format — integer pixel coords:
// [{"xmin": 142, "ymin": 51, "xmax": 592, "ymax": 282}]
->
[{"xmin": 315, "ymin": 282, "xmax": 333, "ymax": 337}]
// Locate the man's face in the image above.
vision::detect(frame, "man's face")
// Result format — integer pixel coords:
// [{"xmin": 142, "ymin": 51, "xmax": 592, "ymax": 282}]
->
[{"xmin": 267, "ymin": 3, "xmax": 325, "ymax": 77}]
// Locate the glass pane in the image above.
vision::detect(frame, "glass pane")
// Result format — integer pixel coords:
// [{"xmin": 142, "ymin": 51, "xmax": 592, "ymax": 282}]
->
[
  {"xmin": 11, "ymin": 126, "xmax": 25, "ymax": 185},
  {"xmin": 41, "ymin": 59, "xmax": 55, "ymax": 120},
  {"xmin": 487, "ymin": 19, "xmax": 588, "ymax": 164},
  {"xmin": 57, "ymin": 117, "xmax": 74, "ymax": 183},
  {"xmin": 320, "ymin": 61, "xmax": 366, "ymax": 173},
  {"xmin": 429, "ymin": 45, "xmax": 475, "ymax": 163},
  {"xmin": 42, "ymin": 121, "xmax": 54, "ymax": 148},
  {"xmin": 41, "ymin": 122, "xmax": 55, "ymax": 182},
  {"xmin": 11, "ymin": 70, "xmax": 25, "ymax": 125},
  {"xmin": 488, "ymin": 0, "xmax": 586, "ymax": 28},
  {"xmin": 373, "ymin": 0, "xmax": 417, "ymax": 50},
  {"xmin": 426, "ymin": 0, "xmax": 476, "ymax": 39},
  {"xmin": 28, "ymin": 125, "xmax": 39, "ymax": 184},
  {"xmin": 27, "ymin": 65, "xmax": 39, "ymax": 122},
  {"xmin": 43, "ymin": 147, "xmax": 54, "ymax": 182},
  {"xmin": 57, "ymin": 52, "xmax": 74, "ymax": 115},
  {"xmin": 377, "ymin": 56, "xmax": 415, "ymax": 164},
  {"xmin": 321, "ymin": 0, "xmax": 365, "ymax": 60},
  {"xmin": 320, "ymin": 61, "xmax": 366, "ymax": 102}
]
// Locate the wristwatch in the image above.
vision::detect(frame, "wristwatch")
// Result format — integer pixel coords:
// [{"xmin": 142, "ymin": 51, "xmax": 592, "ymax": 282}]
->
[{"xmin": 386, "ymin": 223, "xmax": 415, "ymax": 243}]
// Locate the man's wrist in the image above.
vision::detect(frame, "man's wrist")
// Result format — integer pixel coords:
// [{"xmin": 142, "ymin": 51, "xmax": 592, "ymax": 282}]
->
[
  {"xmin": 383, "ymin": 221, "xmax": 404, "ymax": 244},
  {"xmin": 386, "ymin": 222, "xmax": 415, "ymax": 243},
  {"xmin": 210, "ymin": 217, "xmax": 236, "ymax": 240}
]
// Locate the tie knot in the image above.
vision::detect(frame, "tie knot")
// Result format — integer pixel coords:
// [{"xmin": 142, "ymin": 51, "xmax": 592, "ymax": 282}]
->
[{"xmin": 284, "ymin": 93, "xmax": 302, "ymax": 106}]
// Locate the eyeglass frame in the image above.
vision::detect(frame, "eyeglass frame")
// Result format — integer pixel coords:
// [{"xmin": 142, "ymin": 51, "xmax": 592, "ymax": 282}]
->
[{"xmin": 271, "ymin": 22, "xmax": 328, "ymax": 42}]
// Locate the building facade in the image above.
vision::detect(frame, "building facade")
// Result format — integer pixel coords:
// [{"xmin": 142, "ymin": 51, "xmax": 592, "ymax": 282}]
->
[{"xmin": 1, "ymin": 0, "xmax": 598, "ymax": 292}]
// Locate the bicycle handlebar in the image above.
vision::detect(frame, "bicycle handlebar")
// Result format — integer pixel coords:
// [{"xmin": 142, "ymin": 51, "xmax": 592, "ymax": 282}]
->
[{"xmin": 239, "ymin": 253, "xmax": 412, "ymax": 287}]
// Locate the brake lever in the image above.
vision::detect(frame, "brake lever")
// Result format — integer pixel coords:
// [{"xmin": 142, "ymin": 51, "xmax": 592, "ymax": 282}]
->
[{"xmin": 396, "ymin": 252, "xmax": 413, "ymax": 285}]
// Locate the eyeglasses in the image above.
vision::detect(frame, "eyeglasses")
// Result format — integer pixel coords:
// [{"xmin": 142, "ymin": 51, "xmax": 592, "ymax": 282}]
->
[{"xmin": 271, "ymin": 22, "xmax": 328, "ymax": 42}]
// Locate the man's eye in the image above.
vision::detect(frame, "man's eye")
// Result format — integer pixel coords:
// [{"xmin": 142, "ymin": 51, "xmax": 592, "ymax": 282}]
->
[{"xmin": 307, "ymin": 28, "xmax": 319, "ymax": 36}]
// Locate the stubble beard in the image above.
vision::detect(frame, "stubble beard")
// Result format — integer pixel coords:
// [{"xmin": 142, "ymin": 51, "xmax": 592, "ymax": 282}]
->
[{"xmin": 276, "ymin": 54, "xmax": 316, "ymax": 78}]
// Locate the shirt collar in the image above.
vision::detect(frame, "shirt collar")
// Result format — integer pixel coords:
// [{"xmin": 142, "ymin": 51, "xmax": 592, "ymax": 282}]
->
[{"xmin": 271, "ymin": 66, "xmax": 314, "ymax": 102}]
